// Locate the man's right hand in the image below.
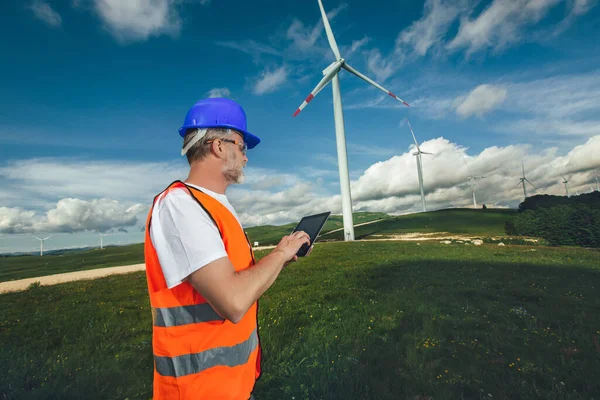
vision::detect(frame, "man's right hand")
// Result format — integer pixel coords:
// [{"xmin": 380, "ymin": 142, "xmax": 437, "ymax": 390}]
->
[{"xmin": 271, "ymin": 230, "xmax": 311, "ymax": 264}]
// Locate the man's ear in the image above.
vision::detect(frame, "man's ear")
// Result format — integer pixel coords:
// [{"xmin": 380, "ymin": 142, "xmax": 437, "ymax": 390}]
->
[{"xmin": 211, "ymin": 139, "xmax": 226, "ymax": 159}]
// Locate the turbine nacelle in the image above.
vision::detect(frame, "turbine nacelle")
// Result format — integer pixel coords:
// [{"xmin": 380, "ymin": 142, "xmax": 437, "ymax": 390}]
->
[{"xmin": 322, "ymin": 59, "xmax": 344, "ymax": 76}]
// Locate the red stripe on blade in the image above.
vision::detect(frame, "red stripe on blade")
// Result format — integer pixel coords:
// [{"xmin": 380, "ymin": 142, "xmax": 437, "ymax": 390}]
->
[
  {"xmin": 403, "ymin": 101, "xmax": 410, "ymax": 107},
  {"xmin": 293, "ymin": 109, "xmax": 301, "ymax": 117},
  {"xmin": 388, "ymin": 92, "xmax": 397, "ymax": 99},
  {"xmin": 306, "ymin": 94, "xmax": 315, "ymax": 103}
]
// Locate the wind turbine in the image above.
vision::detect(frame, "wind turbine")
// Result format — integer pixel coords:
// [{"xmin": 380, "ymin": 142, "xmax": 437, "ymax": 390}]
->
[
  {"xmin": 407, "ymin": 121, "xmax": 433, "ymax": 212},
  {"xmin": 560, "ymin": 174, "xmax": 572, "ymax": 197},
  {"xmin": 32, "ymin": 235, "xmax": 51, "ymax": 256},
  {"xmin": 292, "ymin": 0, "xmax": 410, "ymax": 241},
  {"xmin": 517, "ymin": 161, "xmax": 535, "ymax": 201},
  {"xmin": 596, "ymin": 176, "xmax": 599, "ymax": 192},
  {"xmin": 99, "ymin": 232, "xmax": 109, "ymax": 250},
  {"xmin": 463, "ymin": 158, "xmax": 485, "ymax": 208}
]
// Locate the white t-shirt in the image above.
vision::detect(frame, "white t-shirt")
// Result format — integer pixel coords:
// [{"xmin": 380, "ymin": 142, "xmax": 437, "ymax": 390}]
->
[{"xmin": 149, "ymin": 182, "xmax": 242, "ymax": 289}]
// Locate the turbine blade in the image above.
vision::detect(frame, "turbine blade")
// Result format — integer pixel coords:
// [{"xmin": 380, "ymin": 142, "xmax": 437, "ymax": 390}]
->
[
  {"xmin": 292, "ymin": 61, "xmax": 341, "ymax": 117},
  {"xmin": 406, "ymin": 120, "xmax": 420, "ymax": 150},
  {"xmin": 43, "ymin": 236, "xmax": 51, "ymax": 240},
  {"xmin": 342, "ymin": 63, "xmax": 410, "ymax": 107},
  {"xmin": 421, "ymin": 151, "xmax": 435, "ymax": 155},
  {"xmin": 560, "ymin": 174, "xmax": 567, "ymax": 181},
  {"xmin": 463, "ymin": 158, "xmax": 471, "ymax": 172},
  {"xmin": 516, "ymin": 180, "xmax": 522, "ymax": 187},
  {"xmin": 33, "ymin": 236, "xmax": 41, "ymax": 240},
  {"xmin": 525, "ymin": 178, "xmax": 536, "ymax": 188},
  {"xmin": 522, "ymin": 161, "xmax": 525, "ymax": 178},
  {"xmin": 317, "ymin": 0, "xmax": 341, "ymax": 59}
]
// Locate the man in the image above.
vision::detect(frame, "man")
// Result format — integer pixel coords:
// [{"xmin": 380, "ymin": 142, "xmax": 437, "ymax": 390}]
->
[{"xmin": 144, "ymin": 98, "xmax": 311, "ymax": 399}]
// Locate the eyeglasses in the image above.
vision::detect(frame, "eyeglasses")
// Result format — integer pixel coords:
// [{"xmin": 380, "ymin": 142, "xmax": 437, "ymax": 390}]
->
[{"xmin": 206, "ymin": 138, "xmax": 247, "ymax": 155}]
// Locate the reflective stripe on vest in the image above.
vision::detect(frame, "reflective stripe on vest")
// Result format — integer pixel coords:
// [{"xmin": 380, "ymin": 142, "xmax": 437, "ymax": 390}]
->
[
  {"xmin": 152, "ymin": 303, "xmax": 225, "ymax": 327},
  {"xmin": 155, "ymin": 328, "xmax": 259, "ymax": 377}
]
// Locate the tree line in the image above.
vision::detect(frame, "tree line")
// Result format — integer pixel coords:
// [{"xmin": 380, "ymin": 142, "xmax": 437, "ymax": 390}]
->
[{"xmin": 505, "ymin": 192, "xmax": 600, "ymax": 247}]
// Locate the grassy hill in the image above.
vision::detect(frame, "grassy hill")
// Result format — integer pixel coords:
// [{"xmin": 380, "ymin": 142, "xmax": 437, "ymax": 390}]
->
[
  {"xmin": 323, "ymin": 208, "xmax": 516, "ymax": 241},
  {"xmin": 245, "ymin": 211, "xmax": 389, "ymax": 246},
  {"xmin": 1, "ymin": 241, "xmax": 598, "ymax": 399}
]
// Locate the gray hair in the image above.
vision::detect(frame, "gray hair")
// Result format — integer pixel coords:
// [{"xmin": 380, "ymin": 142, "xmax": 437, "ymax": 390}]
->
[{"xmin": 183, "ymin": 128, "xmax": 233, "ymax": 165}]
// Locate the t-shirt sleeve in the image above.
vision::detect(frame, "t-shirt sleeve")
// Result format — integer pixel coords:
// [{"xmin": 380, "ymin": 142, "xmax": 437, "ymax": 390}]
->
[{"xmin": 150, "ymin": 189, "xmax": 228, "ymax": 289}]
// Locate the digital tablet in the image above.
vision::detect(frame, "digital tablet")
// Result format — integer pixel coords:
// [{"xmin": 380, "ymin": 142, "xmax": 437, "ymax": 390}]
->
[{"xmin": 291, "ymin": 211, "xmax": 331, "ymax": 257}]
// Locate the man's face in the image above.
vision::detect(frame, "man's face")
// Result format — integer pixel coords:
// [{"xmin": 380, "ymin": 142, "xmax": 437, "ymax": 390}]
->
[{"xmin": 222, "ymin": 132, "xmax": 248, "ymax": 184}]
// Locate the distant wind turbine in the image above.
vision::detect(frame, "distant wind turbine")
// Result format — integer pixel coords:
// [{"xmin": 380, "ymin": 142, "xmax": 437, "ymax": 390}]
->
[
  {"xmin": 463, "ymin": 159, "xmax": 485, "ymax": 208},
  {"xmin": 517, "ymin": 161, "xmax": 536, "ymax": 201},
  {"xmin": 33, "ymin": 235, "xmax": 52, "ymax": 256},
  {"xmin": 292, "ymin": 0, "xmax": 410, "ymax": 241},
  {"xmin": 407, "ymin": 120, "xmax": 434, "ymax": 212},
  {"xmin": 560, "ymin": 174, "xmax": 572, "ymax": 197}
]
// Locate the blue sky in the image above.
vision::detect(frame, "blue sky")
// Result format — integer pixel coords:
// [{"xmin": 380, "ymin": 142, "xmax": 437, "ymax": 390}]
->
[{"xmin": 1, "ymin": 0, "xmax": 600, "ymax": 253}]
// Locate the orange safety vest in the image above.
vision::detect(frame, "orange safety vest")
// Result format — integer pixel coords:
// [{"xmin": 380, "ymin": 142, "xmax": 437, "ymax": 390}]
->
[{"xmin": 144, "ymin": 181, "xmax": 261, "ymax": 399}]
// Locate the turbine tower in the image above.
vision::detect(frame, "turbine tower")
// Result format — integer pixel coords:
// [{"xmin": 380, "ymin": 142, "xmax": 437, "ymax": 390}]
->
[
  {"xmin": 33, "ymin": 235, "xmax": 51, "ymax": 256},
  {"xmin": 596, "ymin": 176, "xmax": 599, "ymax": 192},
  {"xmin": 407, "ymin": 121, "xmax": 433, "ymax": 212},
  {"xmin": 99, "ymin": 232, "xmax": 109, "ymax": 250},
  {"xmin": 293, "ymin": 0, "xmax": 410, "ymax": 241},
  {"xmin": 560, "ymin": 174, "xmax": 572, "ymax": 197},
  {"xmin": 517, "ymin": 161, "xmax": 535, "ymax": 200}
]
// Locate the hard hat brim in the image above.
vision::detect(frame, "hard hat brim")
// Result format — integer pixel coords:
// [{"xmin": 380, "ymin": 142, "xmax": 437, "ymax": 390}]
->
[{"xmin": 178, "ymin": 124, "xmax": 260, "ymax": 149}]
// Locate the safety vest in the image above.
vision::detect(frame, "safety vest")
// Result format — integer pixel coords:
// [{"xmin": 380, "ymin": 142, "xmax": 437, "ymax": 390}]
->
[{"xmin": 144, "ymin": 181, "xmax": 261, "ymax": 399}]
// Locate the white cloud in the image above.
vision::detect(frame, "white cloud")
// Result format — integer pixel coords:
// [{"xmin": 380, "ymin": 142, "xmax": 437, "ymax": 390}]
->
[
  {"xmin": 365, "ymin": 0, "xmax": 470, "ymax": 81},
  {"xmin": 93, "ymin": 0, "xmax": 183, "ymax": 43},
  {"xmin": 499, "ymin": 70, "xmax": 600, "ymax": 136},
  {"xmin": 447, "ymin": 0, "xmax": 563, "ymax": 55},
  {"xmin": 351, "ymin": 37, "xmax": 371, "ymax": 53},
  {"xmin": 29, "ymin": 1, "xmax": 62, "ymax": 27},
  {"xmin": 362, "ymin": 0, "xmax": 594, "ymax": 83},
  {"xmin": 216, "ymin": 40, "xmax": 281, "ymax": 63},
  {"xmin": 205, "ymin": 88, "xmax": 231, "ymax": 98},
  {"xmin": 366, "ymin": 50, "xmax": 397, "ymax": 83},
  {"xmin": 252, "ymin": 66, "xmax": 288, "ymax": 95},
  {"xmin": 350, "ymin": 135, "xmax": 600, "ymax": 210},
  {"xmin": 0, "ymin": 199, "xmax": 144, "ymax": 234},
  {"xmin": 286, "ymin": 3, "xmax": 348, "ymax": 53},
  {"xmin": 0, "ymin": 158, "xmax": 186, "ymax": 209},
  {"xmin": 397, "ymin": 0, "xmax": 467, "ymax": 57},
  {"xmin": 454, "ymin": 84, "xmax": 508, "ymax": 118},
  {"xmin": 2, "ymin": 136, "xmax": 599, "ymax": 236}
]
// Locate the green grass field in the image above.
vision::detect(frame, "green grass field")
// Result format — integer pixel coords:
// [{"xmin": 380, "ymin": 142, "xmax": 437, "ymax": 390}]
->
[
  {"xmin": 0, "ymin": 244, "xmax": 145, "ymax": 283},
  {"xmin": 324, "ymin": 209, "xmax": 517, "ymax": 240},
  {"xmin": 1, "ymin": 241, "xmax": 599, "ymax": 399}
]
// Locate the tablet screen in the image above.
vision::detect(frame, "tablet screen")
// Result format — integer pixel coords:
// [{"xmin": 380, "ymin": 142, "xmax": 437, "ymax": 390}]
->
[{"xmin": 292, "ymin": 211, "xmax": 331, "ymax": 257}]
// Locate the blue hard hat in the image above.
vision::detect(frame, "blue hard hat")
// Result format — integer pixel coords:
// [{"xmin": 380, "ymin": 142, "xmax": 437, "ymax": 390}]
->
[{"xmin": 178, "ymin": 98, "xmax": 261, "ymax": 149}]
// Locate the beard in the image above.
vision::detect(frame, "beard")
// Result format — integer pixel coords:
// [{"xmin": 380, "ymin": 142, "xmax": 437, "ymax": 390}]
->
[{"xmin": 222, "ymin": 150, "xmax": 245, "ymax": 184}]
